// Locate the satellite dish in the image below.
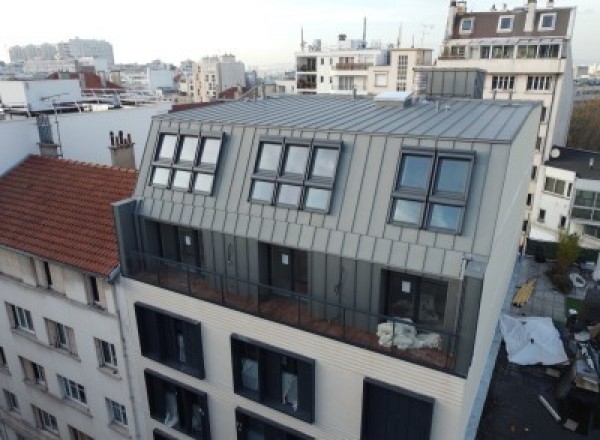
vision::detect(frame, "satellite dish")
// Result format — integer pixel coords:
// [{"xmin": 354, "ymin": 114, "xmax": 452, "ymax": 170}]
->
[{"xmin": 550, "ymin": 148, "xmax": 561, "ymax": 159}]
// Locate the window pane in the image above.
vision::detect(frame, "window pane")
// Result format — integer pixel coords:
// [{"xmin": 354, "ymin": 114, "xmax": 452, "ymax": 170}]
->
[
  {"xmin": 554, "ymin": 180, "xmax": 565, "ymax": 195},
  {"xmin": 542, "ymin": 14, "xmax": 555, "ymax": 28},
  {"xmin": 277, "ymin": 184, "xmax": 302, "ymax": 207},
  {"xmin": 172, "ymin": 170, "xmax": 191, "ymax": 190},
  {"xmin": 304, "ymin": 188, "xmax": 330, "ymax": 211},
  {"xmin": 392, "ymin": 199, "xmax": 423, "ymax": 225},
  {"xmin": 157, "ymin": 135, "xmax": 177, "ymax": 161},
  {"xmin": 428, "ymin": 204, "xmax": 462, "ymax": 232},
  {"xmin": 257, "ymin": 143, "xmax": 282, "ymax": 172},
  {"xmin": 283, "ymin": 146, "xmax": 309, "ymax": 175},
  {"xmin": 544, "ymin": 177, "xmax": 555, "ymax": 192},
  {"xmin": 310, "ymin": 148, "xmax": 338, "ymax": 179},
  {"xmin": 575, "ymin": 190, "xmax": 595, "ymax": 207},
  {"xmin": 200, "ymin": 138, "xmax": 221, "ymax": 165},
  {"xmin": 251, "ymin": 181, "xmax": 275, "ymax": 203},
  {"xmin": 151, "ymin": 168, "xmax": 170, "ymax": 186},
  {"xmin": 194, "ymin": 173, "xmax": 214, "ymax": 194},
  {"xmin": 500, "ymin": 17, "xmax": 512, "ymax": 29},
  {"xmin": 397, "ymin": 155, "xmax": 431, "ymax": 191},
  {"xmin": 178, "ymin": 136, "xmax": 198, "ymax": 163},
  {"xmin": 434, "ymin": 158, "xmax": 470, "ymax": 195}
]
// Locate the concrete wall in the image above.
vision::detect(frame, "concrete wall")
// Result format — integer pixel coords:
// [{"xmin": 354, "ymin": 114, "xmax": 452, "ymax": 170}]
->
[{"xmin": 0, "ymin": 119, "xmax": 38, "ymax": 175}]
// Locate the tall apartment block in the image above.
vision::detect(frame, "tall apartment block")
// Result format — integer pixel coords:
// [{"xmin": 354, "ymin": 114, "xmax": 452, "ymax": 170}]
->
[
  {"xmin": 113, "ymin": 95, "xmax": 541, "ymax": 439},
  {"xmin": 0, "ymin": 157, "xmax": 138, "ymax": 440},
  {"xmin": 436, "ymin": 0, "xmax": 576, "ymax": 245},
  {"xmin": 192, "ymin": 55, "xmax": 246, "ymax": 102}
]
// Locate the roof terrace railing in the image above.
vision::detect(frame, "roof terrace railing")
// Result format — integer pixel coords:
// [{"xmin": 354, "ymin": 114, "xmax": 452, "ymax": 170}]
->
[{"xmin": 126, "ymin": 251, "xmax": 464, "ymax": 375}]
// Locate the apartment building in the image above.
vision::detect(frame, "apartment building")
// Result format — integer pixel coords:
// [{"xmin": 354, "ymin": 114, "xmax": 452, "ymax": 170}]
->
[
  {"xmin": 436, "ymin": 0, "xmax": 576, "ymax": 247},
  {"xmin": 367, "ymin": 48, "xmax": 433, "ymax": 95},
  {"xmin": 0, "ymin": 156, "xmax": 138, "ymax": 440},
  {"xmin": 530, "ymin": 147, "xmax": 600, "ymax": 249},
  {"xmin": 112, "ymin": 94, "xmax": 541, "ymax": 439},
  {"xmin": 295, "ymin": 36, "xmax": 388, "ymax": 96},
  {"xmin": 192, "ymin": 55, "xmax": 246, "ymax": 102}
]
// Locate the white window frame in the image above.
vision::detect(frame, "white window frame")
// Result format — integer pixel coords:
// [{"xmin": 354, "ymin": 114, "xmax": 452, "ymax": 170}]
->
[
  {"xmin": 107, "ymin": 399, "xmax": 128, "ymax": 426},
  {"xmin": 58, "ymin": 375, "xmax": 87, "ymax": 405},
  {"xmin": 491, "ymin": 75, "xmax": 515, "ymax": 91},
  {"xmin": 459, "ymin": 18, "xmax": 474, "ymax": 34},
  {"xmin": 527, "ymin": 75, "xmax": 553, "ymax": 91},
  {"xmin": 497, "ymin": 15, "xmax": 514, "ymax": 32},
  {"xmin": 539, "ymin": 12, "xmax": 557, "ymax": 31}
]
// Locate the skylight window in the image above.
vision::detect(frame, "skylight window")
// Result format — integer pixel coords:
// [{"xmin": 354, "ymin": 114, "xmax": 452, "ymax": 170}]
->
[
  {"xmin": 156, "ymin": 134, "xmax": 178, "ymax": 161},
  {"xmin": 498, "ymin": 16, "xmax": 514, "ymax": 32},
  {"xmin": 172, "ymin": 170, "xmax": 192, "ymax": 191},
  {"xmin": 177, "ymin": 136, "xmax": 198, "ymax": 163},
  {"xmin": 250, "ymin": 138, "xmax": 342, "ymax": 213},
  {"xmin": 193, "ymin": 173, "xmax": 214, "ymax": 194},
  {"xmin": 460, "ymin": 18, "xmax": 474, "ymax": 33},
  {"xmin": 539, "ymin": 13, "xmax": 556, "ymax": 30},
  {"xmin": 199, "ymin": 138, "xmax": 221, "ymax": 166},
  {"xmin": 390, "ymin": 149, "xmax": 474, "ymax": 234},
  {"xmin": 151, "ymin": 168, "xmax": 171, "ymax": 187}
]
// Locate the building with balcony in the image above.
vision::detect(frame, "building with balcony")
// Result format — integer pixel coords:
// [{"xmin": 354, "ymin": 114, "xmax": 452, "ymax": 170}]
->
[
  {"xmin": 0, "ymin": 156, "xmax": 139, "ymax": 440},
  {"xmin": 295, "ymin": 36, "xmax": 388, "ymax": 96},
  {"xmin": 367, "ymin": 48, "xmax": 433, "ymax": 95},
  {"xmin": 529, "ymin": 147, "xmax": 600, "ymax": 249},
  {"xmin": 112, "ymin": 95, "xmax": 541, "ymax": 439},
  {"xmin": 436, "ymin": 0, "xmax": 576, "ymax": 248},
  {"xmin": 192, "ymin": 55, "xmax": 246, "ymax": 103}
]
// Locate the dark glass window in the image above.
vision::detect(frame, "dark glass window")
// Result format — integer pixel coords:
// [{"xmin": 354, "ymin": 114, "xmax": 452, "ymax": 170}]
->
[
  {"xmin": 303, "ymin": 188, "xmax": 330, "ymax": 212},
  {"xmin": 199, "ymin": 138, "xmax": 221, "ymax": 166},
  {"xmin": 575, "ymin": 190, "xmax": 595, "ymax": 207},
  {"xmin": 145, "ymin": 371, "xmax": 210, "ymax": 440},
  {"xmin": 461, "ymin": 19, "xmax": 473, "ymax": 31},
  {"xmin": 428, "ymin": 204, "xmax": 462, "ymax": 232},
  {"xmin": 310, "ymin": 148, "xmax": 338, "ymax": 179},
  {"xmin": 172, "ymin": 170, "xmax": 192, "ymax": 191},
  {"xmin": 283, "ymin": 146, "xmax": 309, "ymax": 176},
  {"xmin": 540, "ymin": 14, "xmax": 556, "ymax": 29},
  {"xmin": 177, "ymin": 136, "xmax": 198, "ymax": 163},
  {"xmin": 397, "ymin": 155, "xmax": 432, "ymax": 192},
  {"xmin": 361, "ymin": 379, "xmax": 434, "ymax": 440},
  {"xmin": 231, "ymin": 336, "xmax": 314, "ymax": 423},
  {"xmin": 235, "ymin": 408, "xmax": 314, "ymax": 440},
  {"xmin": 277, "ymin": 184, "xmax": 303, "ymax": 208},
  {"xmin": 151, "ymin": 168, "xmax": 171, "ymax": 187},
  {"xmin": 499, "ymin": 16, "xmax": 513, "ymax": 30},
  {"xmin": 193, "ymin": 173, "xmax": 214, "ymax": 194},
  {"xmin": 257, "ymin": 143, "xmax": 282, "ymax": 173},
  {"xmin": 538, "ymin": 209, "xmax": 546, "ymax": 222},
  {"xmin": 433, "ymin": 159, "xmax": 470, "ymax": 195},
  {"xmin": 251, "ymin": 181, "xmax": 275, "ymax": 203},
  {"xmin": 135, "ymin": 304, "xmax": 204, "ymax": 379},
  {"xmin": 156, "ymin": 134, "xmax": 178, "ymax": 161},
  {"xmin": 391, "ymin": 199, "xmax": 423, "ymax": 226}
]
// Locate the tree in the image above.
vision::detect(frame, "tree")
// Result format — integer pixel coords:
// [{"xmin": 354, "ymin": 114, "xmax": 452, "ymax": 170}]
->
[
  {"xmin": 549, "ymin": 232, "xmax": 580, "ymax": 293},
  {"xmin": 568, "ymin": 101, "xmax": 600, "ymax": 151}
]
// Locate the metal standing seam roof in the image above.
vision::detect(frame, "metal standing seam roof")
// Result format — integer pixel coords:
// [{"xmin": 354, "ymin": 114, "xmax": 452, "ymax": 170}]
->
[{"xmin": 156, "ymin": 95, "xmax": 538, "ymax": 143}]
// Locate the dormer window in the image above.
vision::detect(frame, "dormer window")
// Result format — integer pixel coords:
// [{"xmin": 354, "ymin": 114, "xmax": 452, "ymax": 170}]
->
[
  {"xmin": 539, "ymin": 13, "xmax": 556, "ymax": 31},
  {"xmin": 460, "ymin": 18, "xmax": 474, "ymax": 34},
  {"xmin": 497, "ymin": 15, "xmax": 514, "ymax": 32}
]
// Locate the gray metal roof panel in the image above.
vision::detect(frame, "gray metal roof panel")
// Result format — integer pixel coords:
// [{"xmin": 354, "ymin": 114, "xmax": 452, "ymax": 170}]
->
[{"xmin": 161, "ymin": 96, "xmax": 537, "ymax": 143}]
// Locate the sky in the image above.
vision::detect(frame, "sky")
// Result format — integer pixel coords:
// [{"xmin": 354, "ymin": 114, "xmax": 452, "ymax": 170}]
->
[{"xmin": 1, "ymin": 0, "xmax": 597, "ymax": 68}]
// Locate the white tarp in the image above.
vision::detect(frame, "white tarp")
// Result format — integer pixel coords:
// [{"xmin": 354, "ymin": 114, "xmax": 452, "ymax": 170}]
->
[{"xmin": 499, "ymin": 315, "xmax": 568, "ymax": 365}]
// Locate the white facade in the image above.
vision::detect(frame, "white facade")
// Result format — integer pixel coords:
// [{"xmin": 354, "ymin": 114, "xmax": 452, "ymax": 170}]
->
[
  {"xmin": 0, "ymin": 79, "xmax": 83, "ymax": 112},
  {"xmin": 192, "ymin": 55, "xmax": 246, "ymax": 102},
  {"xmin": 367, "ymin": 48, "xmax": 433, "ymax": 95},
  {"xmin": 22, "ymin": 59, "xmax": 79, "ymax": 76},
  {"xmin": 0, "ymin": 249, "xmax": 138, "ymax": 440}
]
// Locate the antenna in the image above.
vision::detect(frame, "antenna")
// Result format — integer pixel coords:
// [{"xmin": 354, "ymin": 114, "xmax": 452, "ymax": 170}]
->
[
  {"xmin": 397, "ymin": 24, "xmax": 403, "ymax": 48},
  {"xmin": 363, "ymin": 17, "xmax": 367, "ymax": 48},
  {"xmin": 301, "ymin": 27, "xmax": 306, "ymax": 51}
]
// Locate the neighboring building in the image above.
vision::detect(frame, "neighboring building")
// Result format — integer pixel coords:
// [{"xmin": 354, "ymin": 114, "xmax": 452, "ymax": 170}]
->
[
  {"xmin": 0, "ymin": 79, "xmax": 83, "ymax": 113},
  {"xmin": 192, "ymin": 55, "xmax": 246, "ymax": 102},
  {"xmin": 436, "ymin": 0, "xmax": 576, "ymax": 247},
  {"xmin": 367, "ymin": 48, "xmax": 433, "ymax": 95},
  {"xmin": 574, "ymin": 77, "xmax": 600, "ymax": 102},
  {"xmin": 530, "ymin": 147, "xmax": 600, "ymax": 249},
  {"xmin": 147, "ymin": 67, "xmax": 175, "ymax": 94},
  {"xmin": 9, "ymin": 44, "xmax": 58, "ymax": 63},
  {"xmin": 275, "ymin": 77, "xmax": 296, "ymax": 94},
  {"xmin": 0, "ymin": 155, "xmax": 138, "ymax": 440},
  {"xmin": 112, "ymin": 95, "xmax": 540, "ymax": 440},
  {"xmin": 65, "ymin": 38, "xmax": 114, "ymax": 66},
  {"xmin": 10, "ymin": 38, "xmax": 114, "ymax": 67},
  {"xmin": 295, "ymin": 35, "xmax": 387, "ymax": 95},
  {"xmin": 23, "ymin": 59, "xmax": 79, "ymax": 76}
]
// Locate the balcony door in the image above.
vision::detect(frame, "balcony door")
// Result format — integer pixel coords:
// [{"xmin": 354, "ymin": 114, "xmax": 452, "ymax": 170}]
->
[{"xmin": 269, "ymin": 246, "xmax": 308, "ymax": 294}]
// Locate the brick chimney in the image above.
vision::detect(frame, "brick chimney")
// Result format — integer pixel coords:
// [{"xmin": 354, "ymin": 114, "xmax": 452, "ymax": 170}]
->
[
  {"xmin": 525, "ymin": 0, "xmax": 537, "ymax": 32},
  {"xmin": 108, "ymin": 130, "xmax": 136, "ymax": 169}
]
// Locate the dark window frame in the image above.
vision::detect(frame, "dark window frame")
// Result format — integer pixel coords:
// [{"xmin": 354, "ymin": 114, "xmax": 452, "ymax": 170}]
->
[
  {"xmin": 235, "ymin": 407, "xmax": 314, "ymax": 440},
  {"xmin": 135, "ymin": 303, "xmax": 205, "ymax": 379},
  {"xmin": 231, "ymin": 334, "xmax": 315, "ymax": 423},
  {"xmin": 360, "ymin": 377, "xmax": 434, "ymax": 440},
  {"xmin": 389, "ymin": 148, "xmax": 474, "ymax": 234},
  {"xmin": 249, "ymin": 137, "xmax": 342, "ymax": 214}
]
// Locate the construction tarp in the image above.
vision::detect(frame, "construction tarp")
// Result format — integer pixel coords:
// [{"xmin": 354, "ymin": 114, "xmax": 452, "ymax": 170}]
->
[{"xmin": 500, "ymin": 315, "xmax": 568, "ymax": 365}]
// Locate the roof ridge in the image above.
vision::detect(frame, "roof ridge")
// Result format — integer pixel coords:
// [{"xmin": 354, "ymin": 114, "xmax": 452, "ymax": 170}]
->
[{"xmin": 30, "ymin": 155, "xmax": 138, "ymax": 174}]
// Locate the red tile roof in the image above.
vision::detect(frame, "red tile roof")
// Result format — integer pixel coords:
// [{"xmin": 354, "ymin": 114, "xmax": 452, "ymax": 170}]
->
[{"xmin": 0, "ymin": 155, "xmax": 137, "ymax": 278}]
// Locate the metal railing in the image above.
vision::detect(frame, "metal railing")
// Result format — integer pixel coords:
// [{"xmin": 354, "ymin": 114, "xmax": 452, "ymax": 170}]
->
[
  {"xmin": 334, "ymin": 62, "xmax": 373, "ymax": 71},
  {"xmin": 126, "ymin": 251, "xmax": 462, "ymax": 373}
]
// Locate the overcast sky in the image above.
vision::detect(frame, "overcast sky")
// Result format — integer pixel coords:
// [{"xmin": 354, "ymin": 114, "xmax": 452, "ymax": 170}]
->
[{"xmin": 1, "ymin": 0, "xmax": 597, "ymax": 68}]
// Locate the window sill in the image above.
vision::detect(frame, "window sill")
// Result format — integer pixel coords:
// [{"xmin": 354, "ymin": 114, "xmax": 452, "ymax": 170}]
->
[
  {"xmin": 61, "ymin": 397, "xmax": 92, "ymax": 417},
  {"xmin": 108, "ymin": 422, "xmax": 131, "ymax": 438},
  {"xmin": 0, "ymin": 366, "xmax": 10, "ymax": 375},
  {"xmin": 98, "ymin": 365, "xmax": 121, "ymax": 380},
  {"xmin": 46, "ymin": 344, "xmax": 81, "ymax": 362},
  {"xmin": 11, "ymin": 328, "xmax": 38, "ymax": 342},
  {"xmin": 23, "ymin": 378, "xmax": 48, "ymax": 393}
]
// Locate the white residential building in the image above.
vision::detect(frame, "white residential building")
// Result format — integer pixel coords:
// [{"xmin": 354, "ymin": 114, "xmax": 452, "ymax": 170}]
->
[
  {"xmin": 295, "ymin": 36, "xmax": 388, "ymax": 95},
  {"xmin": 0, "ymin": 156, "xmax": 138, "ymax": 440},
  {"xmin": 436, "ymin": 0, "xmax": 576, "ymax": 247},
  {"xmin": 192, "ymin": 55, "xmax": 246, "ymax": 102},
  {"xmin": 367, "ymin": 48, "xmax": 433, "ymax": 95}
]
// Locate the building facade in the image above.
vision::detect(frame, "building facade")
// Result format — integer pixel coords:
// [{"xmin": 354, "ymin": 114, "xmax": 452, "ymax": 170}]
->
[
  {"xmin": 367, "ymin": 48, "xmax": 433, "ymax": 95},
  {"xmin": 112, "ymin": 95, "xmax": 540, "ymax": 439},
  {"xmin": 192, "ymin": 55, "xmax": 246, "ymax": 102},
  {"xmin": 0, "ymin": 156, "xmax": 138, "ymax": 440}
]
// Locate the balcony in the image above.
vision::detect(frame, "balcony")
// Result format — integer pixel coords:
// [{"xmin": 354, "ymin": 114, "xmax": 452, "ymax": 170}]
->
[
  {"xmin": 127, "ymin": 251, "xmax": 462, "ymax": 374},
  {"xmin": 334, "ymin": 62, "xmax": 373, "ymax": 71},
  {"xmin": 296, "ymin": 79, "xmax": 316, "ymax": 90},
  {"xmin": 297, "ymin": 64, "xmax": 316, "ymax": 73}
]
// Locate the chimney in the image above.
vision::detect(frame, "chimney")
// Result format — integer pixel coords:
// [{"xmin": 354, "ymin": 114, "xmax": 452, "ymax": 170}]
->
[
  {"xmin": 446, "ymin": 1, "xmax": 458, "ymax": 40},
  {"xmin": 108, "ymin": 130, "xmax": 136, "ymax": 169},
  {"xmin": 524, "ymin": 0, "xmax": 537, "ymax": 32}
]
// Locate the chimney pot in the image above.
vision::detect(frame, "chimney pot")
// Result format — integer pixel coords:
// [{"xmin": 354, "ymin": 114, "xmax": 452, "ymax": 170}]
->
[
  {"xmin": 109, "ymin": 131, "xmax": 115, "ymax": 146},
  {"xmin": 118, "ymin": 130, "xmax": 124, "ymax": 144},
  {"xmin": 127, "ymin": 133, "xmax": 132, "ymax": 144}
]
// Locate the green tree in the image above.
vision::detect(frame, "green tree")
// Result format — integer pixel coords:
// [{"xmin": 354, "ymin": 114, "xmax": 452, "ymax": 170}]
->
[{"xmin": 568, "ymin": 100, "xmax": 600, "ymax": 151}]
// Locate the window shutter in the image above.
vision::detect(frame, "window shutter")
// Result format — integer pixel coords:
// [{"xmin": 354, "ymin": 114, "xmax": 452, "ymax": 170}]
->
[
  {"xmin": 67, "ymin": 326, "xmax": 77, "ymax": 355},
  {"xmin": 45, "ymin": 319, "xmax": 57, "ymax": 346},
  {"xmin": 6, "ymin": 304, "xmax": 16, "ymax": 328}
]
